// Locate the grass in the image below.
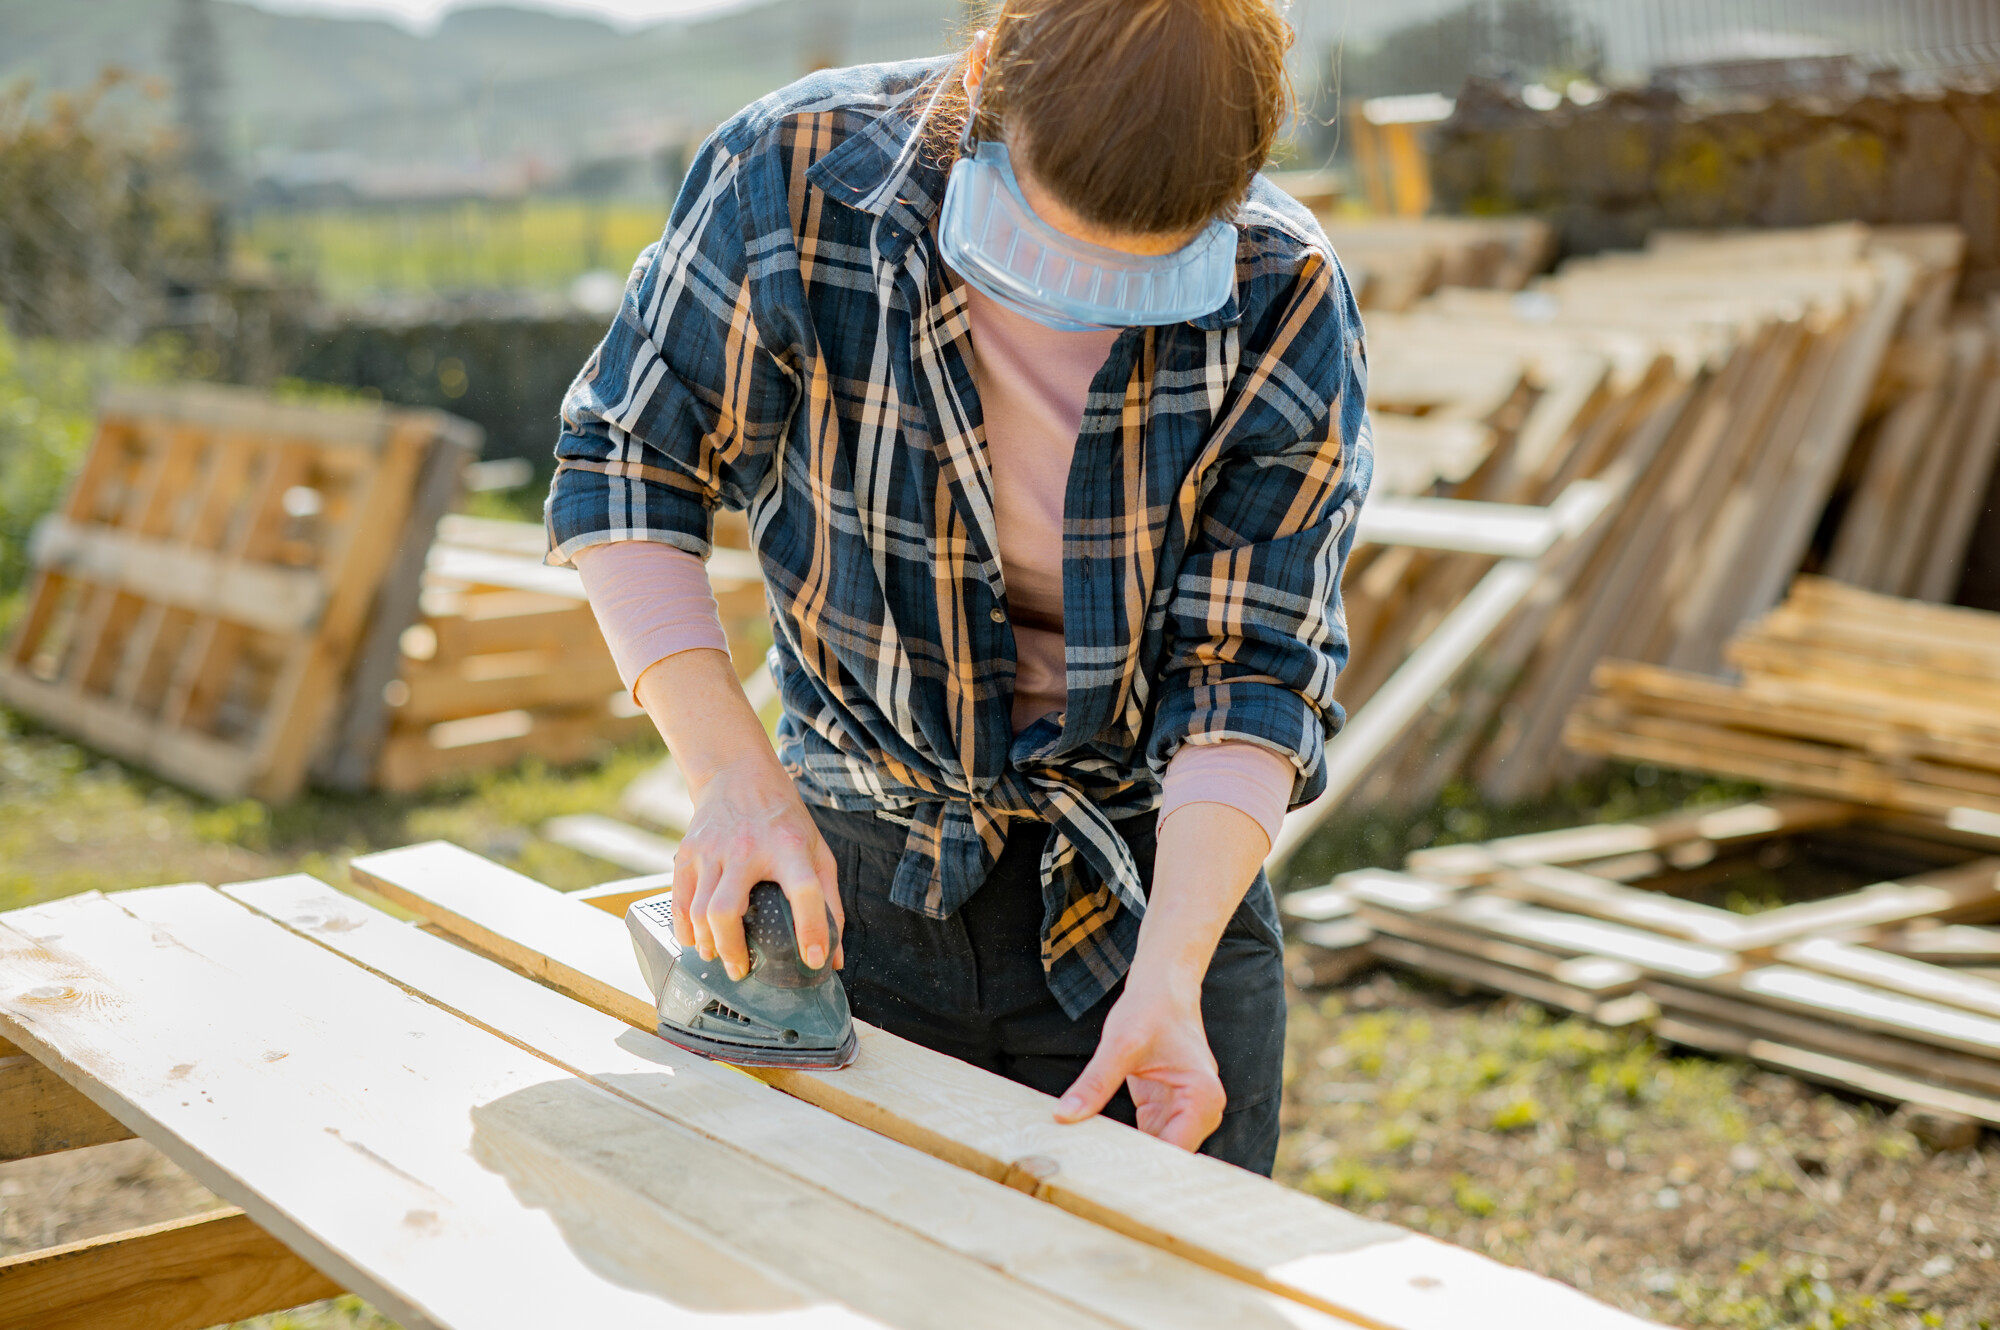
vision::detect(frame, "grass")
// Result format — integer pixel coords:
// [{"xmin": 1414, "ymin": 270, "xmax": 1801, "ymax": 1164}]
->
[
  {"xmin": 1281, "ymin": 977, "xmax": 2000, "ymax": 1329},
  {"xmin": 236, "ymin": 198, "xmax": 672, "ymax": 302}
]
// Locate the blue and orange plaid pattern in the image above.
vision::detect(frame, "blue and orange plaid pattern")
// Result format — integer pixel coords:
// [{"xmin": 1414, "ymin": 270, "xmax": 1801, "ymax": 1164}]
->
[{"xmin": 548, "ymin": 58, "xmax": 1373, "ymax": 1018}]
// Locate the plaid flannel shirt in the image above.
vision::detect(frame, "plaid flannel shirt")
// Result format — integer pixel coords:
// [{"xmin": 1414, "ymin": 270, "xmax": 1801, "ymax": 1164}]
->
[{"xmin": 548, "ymin": 58, "xmax": 1373, "ymax": 1018}]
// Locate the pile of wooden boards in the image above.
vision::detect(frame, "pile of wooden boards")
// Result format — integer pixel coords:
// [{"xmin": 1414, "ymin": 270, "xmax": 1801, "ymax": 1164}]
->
[
  {"xmin": 373, "ymin": 516, "xmax": 645, "ymax": 791},
  {"xmin": 1568, "ymin": 577, "xmax": 2000, "ymax": 823},
  {"xmin": 0, "ymin": 384, "xmax": 478, "ymax": 803},
  {"xmin": 1279, "ymin": 222, "xmax": 1981, "ymax": 848},
  {"xmin": 1318, "ymin": 217, "xmax": 1558, "ymax": 313},
  {"xmin": 0, "ymin": 846, "xmax": 1656, "ymax": 1330},
  {"xmin": 1286, "ymin": 796, "xmax": 2000, "ymax": 1130},
  {"xmin": 377, "ymin": 513, "xmax": 771, "ymax": 791}
]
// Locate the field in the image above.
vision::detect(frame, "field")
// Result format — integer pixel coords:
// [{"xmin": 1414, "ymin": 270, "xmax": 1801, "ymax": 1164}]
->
[{"xmin": 236, "ymin": 198, "xmax": 673, "ymax": 303}]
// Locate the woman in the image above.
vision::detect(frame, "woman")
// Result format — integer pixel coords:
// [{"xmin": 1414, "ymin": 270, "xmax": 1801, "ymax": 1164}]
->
[{"xmin": 550, "ymin": 0, "xmax": 1370, "ymax": 1176}]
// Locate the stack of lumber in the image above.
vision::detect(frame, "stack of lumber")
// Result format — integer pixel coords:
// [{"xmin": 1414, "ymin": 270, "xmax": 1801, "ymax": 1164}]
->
[
  {"xmin": 373, "ymin": 516, "xmax": 645, "ymax": 792},
  {"xmin": 1275, "ymin": 222, "xmax": 1979, "ymax": 853},
  {"xmin": 0, "ymin": 847, "xmax": 1654, "ymax": 1330},
  {"xmin": 1821, "ymin": 298, "xmax": 2000, "ymax": 602},
  {"xmin": 1318, "ymin": 216, "xmax": 1557, "ymax": 313},
  {"xmin": 0, "ymin": 384, "xmax": 478, "ymax": 802},
  {"xmin": 1568, "ymin": 577, "xmax": 2000, "ymax": 823},
  {"xmin": 378, "ymin": 514, "xmax": 771, "ymax": 792},
  {"xmin": 1285, "ymin": 796, "xmax": 2000, "ymax": 1130}
]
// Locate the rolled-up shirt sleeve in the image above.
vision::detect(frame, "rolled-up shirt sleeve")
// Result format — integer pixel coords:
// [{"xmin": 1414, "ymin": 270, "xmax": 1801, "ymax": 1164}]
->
[
  {"xmin": 545, "ymin": 134, "xmax": 796, "ymax": 567},
  {"xmin": 1146, "ymin": 252, "xmax": 1373, "ymax": 814}
]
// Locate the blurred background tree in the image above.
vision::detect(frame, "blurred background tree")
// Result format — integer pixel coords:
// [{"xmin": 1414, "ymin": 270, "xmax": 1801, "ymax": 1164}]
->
[{"xmin": 0, "ymin": 70, "xmax": 214, "ymax": 342}]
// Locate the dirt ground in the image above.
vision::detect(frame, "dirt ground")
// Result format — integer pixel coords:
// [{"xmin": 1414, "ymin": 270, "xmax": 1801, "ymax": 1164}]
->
[
  {"xmin": 5, "ymin": 715, "xmax": 1997, "ymax": 1328},
  {"xmin": 1279, "ymin": 971, "xmax": 1999, "ymax": 1330}
]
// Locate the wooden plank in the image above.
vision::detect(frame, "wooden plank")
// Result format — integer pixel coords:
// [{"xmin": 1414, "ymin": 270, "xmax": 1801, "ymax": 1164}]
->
[
  {"xmin": 0, "ymin": 1207, "xmax": 341, "ymax": 1330},
  {"xmin": 1712, "ymin": 964, "xmax": 2000, "ymax": 1061},
  {"xmin": 0, "ymin": 1052, "xmax": 135, "ymax": 1161},
  {"xmin": 27, "ymin": 517, "xmax": 326, "ymax": 635},
  {"xmin": 1439, "ymin": 895, "xmax": 1738, "ymax": 980},
  {"xmin": 112, "ymin": 884, "xmax": 1129, "ymax": 1330},
  {"xmin": 1354, "ymin": 495, "xmax": 1562, "ymax": 558},
  {"xmin": 541, "ymin": 814, "xmax": 678, "ymax": 873},
  {"xmin": 314, "ymin": 431, "xmax": 472, "ymax": 791},
  {"xmin": 1497, "ymin": 865, "xmax": 1750, "ymax": 948},
  {"xmin": 0, "ymin": 667, "xmax": 259, "ymax": 799},
  {"xmin": 1360, "ymin": 909, "xmax": 1642, "ymax": 993},
  {"xmin": 251, "ymin": 419, "xmax": 432, "ymax": 802},
  {"xmin": 570, "ymin": 873, "xmax": 674, "ymax": 916},
  {"xmin": 1647, "ymin": 980, "xmax": 2000, "ymax": 1098},
  {"xmin": 0, "ymin": 889, "xmax": 905, "ymax": 1330},
  {"xmin": 1405, "ymin": 797, "xmax": 1857, "ymax": 883},
  {"xmin": 1655, "ymin": 1017, "xmax": 2000, "ymax": 1127},
  {"xmin": 222, "ymin": 874, "xmax": 1360, "ymax": 1330},
  {"xmin": 1274, "ymin": 477, "xmax": 1616, "ymax": 870},
  {"xmin": 393, "ymin": 655, "xmax": 626, "ymax": 724},
  {"xmin": 1871, "ymin": 924, "xmax": 2000, "ymax": 965},
  {"xmin": 1364, "ymin": 935, "xmax": 1654, "ymax": 1026},
  {"xmin": 1727, "ymin": 859, "xmax": 2000, "ymax": 950},
  {"xmin": 348, "ymin": 842, "xmax": 1655, "ymax": 1330},
  {"xmin": 1776, "ymin": 938, "xmax": 2000, "ymax": 1020}
]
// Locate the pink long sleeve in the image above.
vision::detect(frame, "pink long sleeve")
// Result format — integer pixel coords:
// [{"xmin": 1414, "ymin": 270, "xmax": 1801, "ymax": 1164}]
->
[
  {"xmin": 1159, "ymin": 741, "xmax": 1296, "ymax": 851},
  {"xmin": 572, "ymin": 540, "xmax": 730, "ymax": 697}
]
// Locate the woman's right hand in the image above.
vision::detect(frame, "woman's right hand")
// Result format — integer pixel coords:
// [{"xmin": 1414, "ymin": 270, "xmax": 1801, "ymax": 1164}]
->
[
  {"xmin": 631, "ymin": 645, "xmax": 844, "ymax": 982},
  {"xmin": 672, "ymin": 753, "xmax": 844, "ymax": 980}
]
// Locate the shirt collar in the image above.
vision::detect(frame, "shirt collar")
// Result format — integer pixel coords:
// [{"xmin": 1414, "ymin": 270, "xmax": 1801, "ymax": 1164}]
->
[{"xmin": 804, "ymin": 62, "xmax": 1242, "ymax": 329}]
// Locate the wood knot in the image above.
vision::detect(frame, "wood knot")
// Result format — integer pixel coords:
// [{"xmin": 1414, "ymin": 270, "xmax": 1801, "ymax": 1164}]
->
[{"xmin": 1001, "ymin": 1154, "xmax": 1061, "ymax": 1193}]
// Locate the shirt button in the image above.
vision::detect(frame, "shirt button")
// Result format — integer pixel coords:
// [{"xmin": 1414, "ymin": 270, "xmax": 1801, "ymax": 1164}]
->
[{"xmin": 989, "ymin": 608, "xmax": 1006, "ymax": 624}]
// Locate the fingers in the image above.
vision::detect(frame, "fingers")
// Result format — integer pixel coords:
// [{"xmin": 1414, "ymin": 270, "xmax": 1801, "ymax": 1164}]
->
[
  {"xmin": 1054, "ymin": 1036, "xmax": 1133, "ymax": 1124},
  {"xmin": 670, "ymin": 852, "xmax": 700, "ymax": 950},
  {"xmin": 814, "ymin": 837, "xmax": 845, "ymax": 970},
  {"xmin": 702, "ymin": 864, "xmax": 754, "ymax": 980},
  {"xmin": 1133, "ymin": 1077, "xmax": 1226, "ymax": 1152},
  {"xmin": 772, "ymin": 847, "xmax": 832, "ymax": 972}
]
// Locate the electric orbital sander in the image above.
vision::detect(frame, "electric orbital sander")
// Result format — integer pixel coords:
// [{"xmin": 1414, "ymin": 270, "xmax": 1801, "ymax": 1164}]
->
[{"xmin": 626, "ymin": 883, "xmax": 858, "ymax": 1069}]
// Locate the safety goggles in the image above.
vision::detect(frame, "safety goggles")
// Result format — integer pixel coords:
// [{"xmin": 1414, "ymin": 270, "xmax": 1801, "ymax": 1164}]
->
[{"xmin": 938, "ymin": 127, "xmax": 1239, "ymax": 333}]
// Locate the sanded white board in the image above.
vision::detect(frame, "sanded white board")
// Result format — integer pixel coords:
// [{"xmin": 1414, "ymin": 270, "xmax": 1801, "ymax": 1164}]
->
[
  {"xmin": 350, "ymin": 842, "xmax": 1656, "ymax": 1330},
  {"xmin": 105, "ymin": 883, "xmax": 1123, "ymax": 1330},
  {"xmin": 225, "ymin": 873, "xmax": 1346, "ymax": 1330},
  {"xmin": 0, "ymin": 889, "xmax": 1015, "ymax": 1330}
]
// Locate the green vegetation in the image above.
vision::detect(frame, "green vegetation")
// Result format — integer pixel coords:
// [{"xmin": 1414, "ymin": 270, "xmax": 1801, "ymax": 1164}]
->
[
  {"xmin": 1282, "ymin": 978, "xmax": 1999, "ymax": 1329},
  {"xmin": 238, "ymin": 199, "xmax": 671, "ymax": 303},
  {"xmin": 0, "ymin": 322, "xmax": 181, "ymax": 617}
]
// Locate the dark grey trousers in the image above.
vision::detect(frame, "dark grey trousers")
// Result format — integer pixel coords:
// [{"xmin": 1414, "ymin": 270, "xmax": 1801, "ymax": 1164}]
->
[{"xmin": 808, "ymin": 802, "xmax": 1287, "ymax": 1174}]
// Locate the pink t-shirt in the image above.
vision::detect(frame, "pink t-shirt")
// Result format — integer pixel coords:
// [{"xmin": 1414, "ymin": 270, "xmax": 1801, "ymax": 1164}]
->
[{"xmin": 571, "ymin": 285, "xmax": 1295, "ymax": 848}]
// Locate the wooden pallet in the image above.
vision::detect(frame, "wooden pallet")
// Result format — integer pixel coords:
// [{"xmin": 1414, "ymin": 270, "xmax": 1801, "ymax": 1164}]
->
[
  {"xmin": 0, "ymin": 385, "xmax": 479, "ymax": 802},
  {"xmin": 1288, "ymin": 798, "xmax": 2000, "ymax": 1132},
  {"xmin": 0, "ymin": 851, "xmax": 1654, "ymax": 1330}
]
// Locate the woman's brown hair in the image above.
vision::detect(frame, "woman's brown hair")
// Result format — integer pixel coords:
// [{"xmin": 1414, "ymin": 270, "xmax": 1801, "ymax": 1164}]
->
[{"xmin": 950, "ymin": 0, "xmax": 1294, "ymax": 237}]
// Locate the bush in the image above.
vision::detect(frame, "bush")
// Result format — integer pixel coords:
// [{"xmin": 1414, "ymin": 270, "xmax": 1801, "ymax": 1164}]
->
[
  {"xmin": 0, "ymin": 70, "xmax": 214, "ymax": 341},
  {"xmin": 0, "ymin": 324, "xmax": 175, "ymax": 609}
]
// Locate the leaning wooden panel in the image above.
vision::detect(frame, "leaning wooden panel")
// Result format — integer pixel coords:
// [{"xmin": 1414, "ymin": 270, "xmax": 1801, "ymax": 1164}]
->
[
  {"xmin": 0, "ymin": 1207, "xmax": 341, "ymax": 1330},
  {"xmin": 349, "ymin": 842, "xmax": 1656, "ymax": 1330},
  {"xmin": 0, "ymin": 889, "xmax": 913, "ymax": 1330},
  {"xmin": 0, "ymin": 1052, "xmax": 133, "ymax": 1161},
  {"xmin": 223, "ymin": 873, "xmax": 1357, "ymax": 1330},
  {"xmin": 0, "ymin": 383, "xmax": 478, "ymax": 802}
]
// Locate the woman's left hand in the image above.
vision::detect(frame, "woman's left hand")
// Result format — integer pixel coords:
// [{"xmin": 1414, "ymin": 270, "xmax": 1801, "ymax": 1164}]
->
[{"xmin": 1054, "ymin": 975, "xmax": 1224, "ymax": 1152}]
